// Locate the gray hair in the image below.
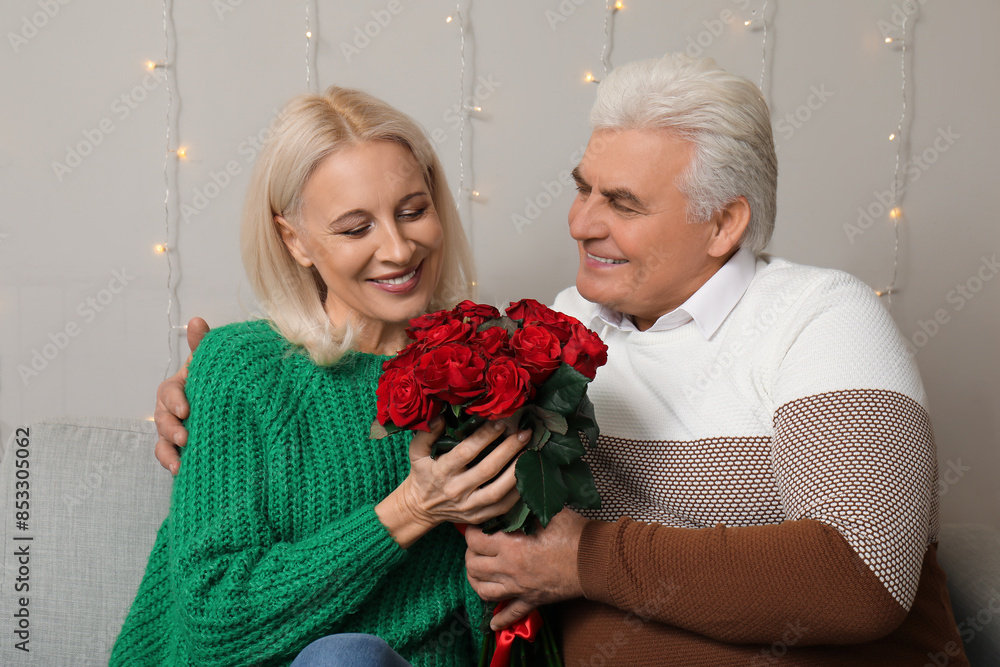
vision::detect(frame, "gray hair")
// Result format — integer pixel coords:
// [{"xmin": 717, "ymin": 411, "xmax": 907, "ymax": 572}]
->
[{"xmin": 589, "ymin": 53, "xmax": 778, "ymax": 255}]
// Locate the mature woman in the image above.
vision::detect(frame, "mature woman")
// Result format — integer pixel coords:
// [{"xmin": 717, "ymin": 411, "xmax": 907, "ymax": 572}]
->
[{"xmin": 112, "ymin": 87, "xmax": 528, "ymax": 666}]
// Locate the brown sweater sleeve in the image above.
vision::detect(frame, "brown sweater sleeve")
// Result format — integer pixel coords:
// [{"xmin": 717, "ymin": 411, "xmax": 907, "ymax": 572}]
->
[{"xmin": 577, "ymin": 517, "xmax": 908, "ymax": 645}]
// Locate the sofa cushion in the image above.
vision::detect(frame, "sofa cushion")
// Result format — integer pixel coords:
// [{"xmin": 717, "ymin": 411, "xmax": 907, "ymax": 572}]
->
[
  {"xmin": 0, "ymin": 417, "xmax": 171, "ymax": 666},
  {"xmin": 937, "ymin": 523, "xmax": 1000, "ymax": 666}
]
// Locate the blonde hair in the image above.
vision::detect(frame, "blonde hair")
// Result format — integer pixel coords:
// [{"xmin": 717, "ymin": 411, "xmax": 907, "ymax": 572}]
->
[{"xmin": 241, "ymin": 87, "xmax": 476, "ymax": 364}]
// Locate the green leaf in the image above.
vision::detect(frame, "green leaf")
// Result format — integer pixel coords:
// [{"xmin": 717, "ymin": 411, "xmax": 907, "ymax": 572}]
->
[
  {"xmin": 370, "ymin": 421, "xmax": 388, "ymax": 440},
  {"xmin": 477, "ymin": 316, "xmax": 519, "ymax": 336},
  {"xmin": 541, "ymin": 431, "xmax": 586, "ymax": 466},
  {"xmin": 569, "ymin": 394, "xmax": 600, "ymax": 449},
  {"xmin": 454, "ymin": 412, "xmax": 486, "ymax": 438},
  {"xmin": 528, "ymin": 425, "xmax": 551, "ymax": 450},
  {"xmin": 562, "ymin": 458, "xmax": 601, "ymax": 510},
  {"xmin": 369, "ymin": 420, "xmax": 400, "ymax": 440},
  {"xmin": 528, "ymin": 405, "xmax": 568, "ymax": 435},
  {"xmin": 431, "ymin": 434, "xmax": 460, "ymax": 459},
  {"xmin": 535, "ymin": 364, "xmax": 589, "ymax": 415},
  {"xmin": 451, "ymin": 403, "xmax": 463, "ymax": 418},
  {"xmin": 515, "ymin": 450, "xmax": 568, "ymax": 527},
  {"xmin": 500, "ymin": 499, "xmax": 532, "ymax": 533}
]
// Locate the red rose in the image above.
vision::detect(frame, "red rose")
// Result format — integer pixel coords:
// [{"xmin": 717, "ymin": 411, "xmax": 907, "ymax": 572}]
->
[
  {"xmin": 471, "ymin": 327, "xmax": 512, "ymax": 357},
  {"xmin": 506, "ymin": 299, "xmax": 576, "ymax": 344},
  {"xmin": 505, "ymin": 298, "xmax": 549, "ymax": 323},
  {"xmin": 466, "ymin": 358, "xmax": 533, "ymax": 419},
  {"xmin": 415, "ymin": 343, "xmax": 487, "ymax": 405},
  {"xmin": 405, "ymin": 309, "xmax": 454, "ymax": 341},
  {"xmin": 376, "ymin": 366, "xmax": 441, "ymax": 431},
  {"xmin": 453, "ymin": 300, "xmax": 501, "ymax": 326},
  {"xmin": 510, "ymin": 325, "xmax": 562, "ymax": 384},
  {"xmin": 383, "ymin": 340, "xmax": 425, "ymax": 373},
  {"xmin": 417, "ymin": 318, "xmax": 474, "ymax": 347},
  {"xmin": 560, "ymin": 324, "xmax": 608, "ymax": 380}
]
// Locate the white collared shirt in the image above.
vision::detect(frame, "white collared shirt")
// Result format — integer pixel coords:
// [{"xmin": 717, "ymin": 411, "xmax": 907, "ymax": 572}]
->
[{"xmin": 594, "ymin": 247, "xmax": 757, "ymax": 339}]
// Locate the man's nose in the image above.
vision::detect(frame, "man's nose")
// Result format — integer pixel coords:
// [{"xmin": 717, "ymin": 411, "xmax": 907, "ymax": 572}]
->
[{"xmin": 569, "ymin": 195, "xmax": 609, "ymax": 241}]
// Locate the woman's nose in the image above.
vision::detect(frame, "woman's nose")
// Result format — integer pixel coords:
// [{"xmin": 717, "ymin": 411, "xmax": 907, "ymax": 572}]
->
[{"xmin": 376, "ymin": 220, "xmax": 416, "ymax": 265}]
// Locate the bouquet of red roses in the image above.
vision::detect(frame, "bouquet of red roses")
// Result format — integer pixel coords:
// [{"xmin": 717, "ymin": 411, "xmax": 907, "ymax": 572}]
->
[{"xmin": 371, "ymin": 298, "xmax": 607, "ymax": 533}]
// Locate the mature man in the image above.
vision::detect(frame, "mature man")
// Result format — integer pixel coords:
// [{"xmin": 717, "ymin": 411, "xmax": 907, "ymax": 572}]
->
[
  {"xmin": 156, "ymin": 55, "xmax": 966, "ymax": 665},
  {"xmin": 460, "ymin": 54, "xmax": 966, "ymax": 665}
]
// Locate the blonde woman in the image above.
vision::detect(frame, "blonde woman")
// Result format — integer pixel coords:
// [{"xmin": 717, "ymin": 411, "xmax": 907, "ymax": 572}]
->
[{"xmin": 113, "ymin": 88, "xmax": 527, "ymax": 666}]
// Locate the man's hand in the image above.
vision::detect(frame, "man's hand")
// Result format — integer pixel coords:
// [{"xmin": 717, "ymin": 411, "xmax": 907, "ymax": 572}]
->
[
  {"xmin": 465, "ymin": 508, "xmax": 589, "ymax": 630},
  {"xmin": 153, "ymin": 317, "xmax": 210, "ymax": 474}
]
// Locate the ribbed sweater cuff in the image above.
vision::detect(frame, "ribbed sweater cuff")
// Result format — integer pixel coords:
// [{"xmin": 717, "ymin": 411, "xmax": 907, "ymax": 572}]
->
[
  {"xmin": 577, "ymin": 519, "xmax": 619, "ymax": 605},
  {"xmin": 325, "ymin": 503, "xmax": 407, "ymax": 571}
]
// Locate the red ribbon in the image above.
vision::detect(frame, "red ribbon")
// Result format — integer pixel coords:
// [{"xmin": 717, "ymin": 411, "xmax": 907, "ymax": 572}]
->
[
  {"xmin": 453, "ymin": 524, "xmax": 544, "ymax": 667},
  {"xmin": 489, "ymin": 600, "xmax": 543, "ymax": 667}
]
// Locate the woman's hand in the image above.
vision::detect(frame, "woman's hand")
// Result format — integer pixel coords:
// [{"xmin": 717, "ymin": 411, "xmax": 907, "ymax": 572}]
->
[
  {"xmin": 376, "ymin": 420, "xmax": 528, "ymax": 549},
  {"xmin": 153, "ymin": 317, "xmax": 211, "ymax": 474}
]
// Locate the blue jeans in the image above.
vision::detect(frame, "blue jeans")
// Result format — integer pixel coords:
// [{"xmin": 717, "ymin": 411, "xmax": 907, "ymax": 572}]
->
[{"xmin": 291, "ymin": 633, "xmax": 412, "ymax": 667}]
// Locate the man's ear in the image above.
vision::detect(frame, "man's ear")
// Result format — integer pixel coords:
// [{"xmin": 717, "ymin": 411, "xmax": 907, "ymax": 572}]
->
[
  {"xmin": 274, "ymin": 215, "xmax": 314, "ymax": 268},
  {"xmin": 707, "ymin": 196, "xmax": 751, "ymax": 259}
]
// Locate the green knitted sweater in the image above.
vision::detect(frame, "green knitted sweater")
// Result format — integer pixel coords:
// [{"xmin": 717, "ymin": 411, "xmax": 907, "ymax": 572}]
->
[{"xmin": 111, "ymin": 320, "xmax": 484, "ymax": 666}]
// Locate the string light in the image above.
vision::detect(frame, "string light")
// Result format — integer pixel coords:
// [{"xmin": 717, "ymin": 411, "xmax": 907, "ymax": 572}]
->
[
  {"xmin": 445, "ymin": 15, "xmax": 453, "ymax": 23},
  {"xmin": 158, "ymin": 0, "xmax": 181, "ymax": 378},
  {"xmin": 304, "ymin": 0, "xmax": 312, "ymax": 88},
  {"xmin": 876, "ymin": 10, "xmax": 914, "ymax": 311},
  {"xmin": 600, "ymin": 2, "xmax": 620, "ymax": 78},
  {"xmin": 753, "ymin": 1, "xmax": 770, "ymax": 95},
  {"xmin": 145, "ymin": 59, "xmax": 166, "ymax": 71},
  {"xmin": 584, "ymin": 72, "xmax": 599, "ymax": 84}
]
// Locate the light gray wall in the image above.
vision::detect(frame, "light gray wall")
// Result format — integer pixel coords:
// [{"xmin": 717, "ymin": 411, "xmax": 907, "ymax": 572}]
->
[{"xmin": 2, "ymin": 0, "xmax": 997, "ymax": 529}]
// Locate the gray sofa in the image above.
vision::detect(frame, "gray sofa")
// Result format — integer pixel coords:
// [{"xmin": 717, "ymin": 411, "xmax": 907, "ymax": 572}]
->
[{"xmin": 1, "ymin": 417, "xmax": 997, "ymax": 665}]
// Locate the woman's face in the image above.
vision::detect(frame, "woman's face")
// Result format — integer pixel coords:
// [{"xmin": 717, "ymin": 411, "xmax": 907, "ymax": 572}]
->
[{"xmin": 277, "ymin": 140, "xmax": 445, "ymax": 343}]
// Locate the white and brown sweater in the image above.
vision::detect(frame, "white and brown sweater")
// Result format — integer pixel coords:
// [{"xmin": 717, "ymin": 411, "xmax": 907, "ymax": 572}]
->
[{"xmin": 551, "ymin": 253, "xmax": 967, "ymax": 666}]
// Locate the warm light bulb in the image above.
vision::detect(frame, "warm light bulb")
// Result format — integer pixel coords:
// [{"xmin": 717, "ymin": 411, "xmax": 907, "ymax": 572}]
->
[
  {"xmin": 584, "ymin": 72, "xmax": 597, "ymax": 83},
  {"xmin": 145, "ymin": 60, "xmax": 157, "ymax": 71},
  {"xmin": 305, "ymin": 31, "xmax": 312, "ymax": 38},
  {"xmin": 614, "ymin": 1, "xmax": 623, "ymax": 9},
  {"xmin": 154, "ymin": 243, "xmax": 168, "ymax": 254},
  {"xmin": 745, "ymin": 19, "xmax": 752, "ymax": 26},
  {"xmin": 889, "ymin": 133, "xmax": 896, "ymax": 141},
  {"xmin": 176, "ymin": 147, "xmax": 187, "ymax": 158},
  {"xmin": 446, "ymin": 15, "xmax": 453, "ymax": 23},
  {"xmin": 885, "ymin": 36, "xmax": 893, "ymax": 44},
  {"xmin": 890, "ymin": 207, "xmax": 902, "ymax": 219}
]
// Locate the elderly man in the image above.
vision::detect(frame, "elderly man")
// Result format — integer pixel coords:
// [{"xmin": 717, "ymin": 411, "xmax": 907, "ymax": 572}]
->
[
  {"xmin": 461, "ymin": 54, "xmax": 966, "ymax": 665},
  {"xmin": 155, "ymin": 55, "xmax": 966, "ymax": 665}
]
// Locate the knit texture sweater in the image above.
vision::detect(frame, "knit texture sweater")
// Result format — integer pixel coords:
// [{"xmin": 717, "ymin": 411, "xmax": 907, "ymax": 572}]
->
[
  {"xmin": 111, "ymin": 320, "xmax": 483, "ymax": 666},
  {"xmin": 551, "ymin": 255, "xmax": 967, "ymax": 666}
]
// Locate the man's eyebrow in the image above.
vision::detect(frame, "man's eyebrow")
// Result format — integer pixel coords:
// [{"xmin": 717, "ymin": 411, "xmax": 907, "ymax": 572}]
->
[
  {"xmin": 601, "ymin": 186, "xmax": 647, "ymax": 211},
  {"xmin": 572, "ymin": 166, "xmax": 647, "ymax": 211}
]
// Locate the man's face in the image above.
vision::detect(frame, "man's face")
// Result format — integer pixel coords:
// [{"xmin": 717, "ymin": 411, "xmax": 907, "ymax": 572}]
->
[{"xmin": 568, "ymin": 128, "xmax": 724, "ymax": 331}]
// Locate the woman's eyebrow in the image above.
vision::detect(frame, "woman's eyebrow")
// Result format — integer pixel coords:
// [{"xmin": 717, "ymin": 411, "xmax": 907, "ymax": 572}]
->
[
  {"xmin": 329, "ymin": 209, "xmax": 368, "ymax": 229},
  {"xmin": 398, "ymin": 191, "xmax": 428, "ymax": 206}
]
